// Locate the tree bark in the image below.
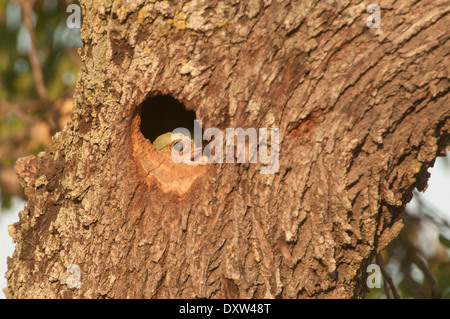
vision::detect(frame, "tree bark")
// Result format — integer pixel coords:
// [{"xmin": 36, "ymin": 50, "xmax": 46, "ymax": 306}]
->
[{"xmin": 5, "ymin": 0, "xmax": 449, "ymax": 298}]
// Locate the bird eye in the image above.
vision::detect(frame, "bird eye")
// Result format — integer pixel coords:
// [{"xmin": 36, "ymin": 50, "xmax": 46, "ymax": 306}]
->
[{"xmin": 172, "ymin": 140, "xmax": 184, "ymax": 152}]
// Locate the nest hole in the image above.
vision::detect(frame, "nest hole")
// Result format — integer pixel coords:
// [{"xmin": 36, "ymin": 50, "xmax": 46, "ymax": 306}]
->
[
  {"xmin": 132, "ymin": 94, "xmax": 208, "ymax": 196},
  {"xmin": 139, "ymin": 95, "xmax": 198, "ymax": 144}
]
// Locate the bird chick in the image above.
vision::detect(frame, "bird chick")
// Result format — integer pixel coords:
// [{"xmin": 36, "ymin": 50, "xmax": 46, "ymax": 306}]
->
[{"xmin": 153, "ymin": 132, "xmax": 207, "ymax": 164}]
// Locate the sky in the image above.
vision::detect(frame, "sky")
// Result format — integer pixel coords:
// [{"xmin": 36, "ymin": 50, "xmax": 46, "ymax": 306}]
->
[
  {"xmin": 0, "ymin": 196, "xmax": 23, "ymax": 298},
  {"xmin": 0, "ymin": 153, "xmax": 449, "ymax": 298}
]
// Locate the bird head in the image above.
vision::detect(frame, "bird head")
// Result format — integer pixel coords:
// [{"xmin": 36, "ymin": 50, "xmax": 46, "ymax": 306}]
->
[
  {"xmin": 152, "ymin": 132, "xmax": 188, "ymax": 152},
  {"xmin": 153, "ymin": 132, "xmax": 207, "ymax": 164}
]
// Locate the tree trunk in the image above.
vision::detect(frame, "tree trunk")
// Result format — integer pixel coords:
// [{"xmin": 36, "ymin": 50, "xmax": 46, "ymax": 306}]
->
[{"xmin": 5, "ymin": 0, "xmax": 449, "ymax": 299}]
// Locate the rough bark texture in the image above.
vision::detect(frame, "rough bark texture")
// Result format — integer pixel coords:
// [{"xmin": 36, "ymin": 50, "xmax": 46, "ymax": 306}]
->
[{"xmin": 5, "ymin": 0, "xmax": 449, "ymax": 298}]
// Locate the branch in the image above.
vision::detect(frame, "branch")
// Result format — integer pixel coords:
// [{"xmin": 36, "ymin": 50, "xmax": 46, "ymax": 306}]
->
[
  {"xmin": 376, "ymin": 253, "xmax": 401, "ymax": 299},
  {"xmin": 18, "ymin": 0, "xmax": 49, "ymax": 103},
  {"xmin": 400, "ymin": 232, "xmax": 442, "ymax": 298},
  {"xmin": 400, "ymin": 258, "xmax": 429, "ymax": 299}
]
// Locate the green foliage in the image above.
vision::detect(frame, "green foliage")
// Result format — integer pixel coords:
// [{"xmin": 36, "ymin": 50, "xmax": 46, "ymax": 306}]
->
[
  {"xmin": 366, "ymin": 181, "xmax": 450, "ymax": 299},
  {"xmin": 437, "ymin": 263, "xmax": 450, "ymax": 298},
  {"xmin": 0, "ymin": 0, "xmax": 81, "ymax": 210},
  {"xmin": 439, "ymin": 234, "xmax": 450, "ymax": 248},
  {"xmin": 0, "ymin": 190, "xmax": 12, "ymax": 209},
  {"xmin": 0, "ymin": 0, "xmax": 81, "ymax": 102},
  {"xmin": 0, "ymin": 113, "xmax": 26, "ymax": 138}
]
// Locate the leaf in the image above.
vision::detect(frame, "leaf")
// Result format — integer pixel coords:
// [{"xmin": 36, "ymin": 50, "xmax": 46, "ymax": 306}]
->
[
  {"xmin": 438, "ymin": 234, "xmax": 450, "ymax": 248},
  {"xmin": 1, "ymin": 191, "xmax": 12, "ymax": 210}
]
